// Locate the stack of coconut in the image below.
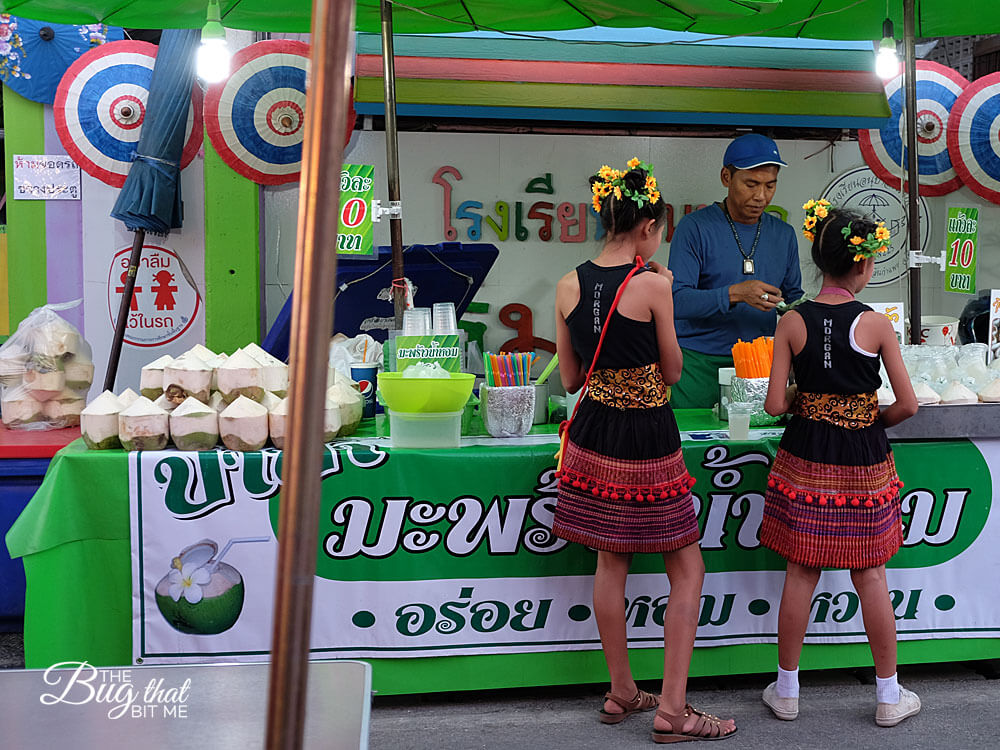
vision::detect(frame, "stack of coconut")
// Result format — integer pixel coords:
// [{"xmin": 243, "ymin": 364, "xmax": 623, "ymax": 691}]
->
[
  {"xmin": 81, "ymin": 343, "xmax": 364, "ymax": 451},
  {"xmin": 0, "ymin": 312, "xmax": 95, "ymax": 430}
]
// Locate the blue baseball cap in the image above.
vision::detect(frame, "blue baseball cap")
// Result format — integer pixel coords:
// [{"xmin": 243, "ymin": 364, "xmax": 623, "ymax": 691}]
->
[{"xmin": 723, "ymin": 133, "xmax": 787, "ymax": 170}]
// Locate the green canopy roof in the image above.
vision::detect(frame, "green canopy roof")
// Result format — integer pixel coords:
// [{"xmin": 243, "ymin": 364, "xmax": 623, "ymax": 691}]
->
[{"xmin": 1, "ymin": 0, "xmax": 998, "ymax": 38}]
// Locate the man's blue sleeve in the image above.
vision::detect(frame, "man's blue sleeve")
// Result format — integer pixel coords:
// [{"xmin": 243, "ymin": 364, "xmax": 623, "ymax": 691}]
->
[
  {"xmin": 668, "ymin": 217, "xmax": 730, "ymax": 321},
  {"xmin": 781, "ymin": 227, "xmax": 805, "ymax": 303}
]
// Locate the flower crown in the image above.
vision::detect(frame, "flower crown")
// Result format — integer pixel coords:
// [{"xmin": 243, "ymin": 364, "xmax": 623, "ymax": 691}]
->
[
  {"xmin": 591, "ymin": 157, "xmax": 661, "ymax": 213},
  {"xmin": 802, "ymin": 198, "xmax": 891, "ymax": 262}
]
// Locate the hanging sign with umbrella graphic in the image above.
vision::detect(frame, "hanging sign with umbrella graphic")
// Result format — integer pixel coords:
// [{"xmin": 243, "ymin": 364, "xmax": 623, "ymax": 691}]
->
[
  {"xmin": 53, "ymin": 39, "xmax": 203, "ymax": 188},
  {"xmin": 859, "ymin": 60, "xmax": 967, "ymax": 197}
]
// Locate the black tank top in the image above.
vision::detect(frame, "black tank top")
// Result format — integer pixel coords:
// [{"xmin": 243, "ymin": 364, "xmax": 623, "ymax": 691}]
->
[
  {"xmin": 792, "ymin": 300, "xmax": 881, "ymax": 394},
  {"xmin": 565, "ymin": 261, "xmax": 659, "ymax": 369}
]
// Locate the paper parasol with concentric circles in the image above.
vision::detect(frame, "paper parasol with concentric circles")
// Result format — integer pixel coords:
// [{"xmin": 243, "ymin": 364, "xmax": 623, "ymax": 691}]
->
[
  {"xmin": 947, "ymin": 71, "xmax": 1000, "ymax": 205},
  {"xmin": 204, "ymin": 40, "xmax": 314, "ymax": 186},
  {"xmin": 859, "ymin": 60, "xmax": 967, "ymax": 196},
  {"xmin": 54, "ymin": 40, "xmax": 203, "ymax": 188}
]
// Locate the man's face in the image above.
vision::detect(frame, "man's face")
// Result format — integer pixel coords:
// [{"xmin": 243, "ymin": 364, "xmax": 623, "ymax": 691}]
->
[{"xmin": 721, "ymin": 165, "xmax": 779, "ymax": 224}]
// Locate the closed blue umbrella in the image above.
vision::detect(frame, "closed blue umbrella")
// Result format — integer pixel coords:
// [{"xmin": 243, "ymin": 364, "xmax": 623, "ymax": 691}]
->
[
  {"xmin": 105, "ymin": 27, "xmax": 201, "ymax": 390},
  {"xmin": 0, "ymin": 15, "xmax": 122, "ymax": 104}
]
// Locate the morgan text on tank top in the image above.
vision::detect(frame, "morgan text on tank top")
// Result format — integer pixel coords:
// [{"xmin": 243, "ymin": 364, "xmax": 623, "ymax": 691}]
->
[{"xmin": 791, "ymin": 300, "xmax": 881, "ymax": 395}]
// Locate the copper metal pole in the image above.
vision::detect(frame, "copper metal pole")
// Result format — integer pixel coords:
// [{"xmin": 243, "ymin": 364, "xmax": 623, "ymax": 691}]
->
[
  {"xmin": 264, "ymin": 0, "xmax": 355, "ymax": 747},
  {"xmin": 103, "ymin": 229, "xmax": 145, "ymax": 391},
  {"xmin": 380, "ymin": 0, "xmax": 406, "ymax": 329},
  {"xmin": 903, "ymin": 0, "xmax": 922, "ymax": 344}
]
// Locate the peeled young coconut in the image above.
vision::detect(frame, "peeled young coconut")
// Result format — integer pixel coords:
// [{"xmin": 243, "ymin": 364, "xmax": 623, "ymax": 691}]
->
[
  {"xmin": 117, "ymin": 388, "xmax": 140, "ymax": 409},
  {"xmin": 81, "ymin": 391, "xmax": 123, "ymax": 449},
  {"xmin": 163, "ymin": 353, "xmax": 212, "ymax": 405},
  {"xmin": 64, "ymin": 357, "xmax": 95, "ymax": 394},
  {"xmin": 979, "ymin": 378, "xmax": 1000, "ymax": 403},
  {"xmin": 219, "ymin": 395, "xmax": 269, "ymax": 451},
  {"xmin": 140, "ymin": 355, "xmax": 175, "ymax": 400},
  {"xmin": 940, "ymin": 380, "xmax": 978, "ymax": 405},
  {"xmin": 259, "ymin": 390, "xmax": 282, "ymax": 412},
  {"xmin": 216, "ymin": 349, "xmax": 264, "ymax": 404},
  {"xmin": 170, "ymin": 396, "xmax": 220, "ymax": 451},
  {"xmin": 42, "ymin": 388, "xmax": 86, "ymax": 427},
  {"xmin": 30, "ymin": 316, "xmax": 81, "ymax": 359},
  {"xmin": 209, "ymin": 352, "xmax": 228, "ymax": 391},
  {"xmin": 269, "ymin": 397, "xmax": 288, "ymax": 449},
  {"xmin": 0, "ymin": 346, "xmax": 28, "ymax": 388},
  {"xmin": 23, "ymin": 355, "xmax": 65, "ymax": 402},
  {"xmin": 155, "ymin": 393, "xmax": 179, "ymax": 412},
  {"xmin": 1, "ymin": 388, "xmax": 44, "ymax": 428},
  {"xmin": 327, "ymin": 367, "xmax": 360, "ymax": 392},
  {"xmin": 118, "ymin": 396, "xmax": 170, "ymax": 451},
  {"xmin": 186, "ymin": 343, "xmax": 217, "ymax": 362},
  {"xmin": 243, "ymin": 343, "xmax": 289, "ymax": 397},
  {"xmin": 209, "ymin": 391, "xmax": 226, "ymax": 412},
  {"xmin": 911, "ymin": 381, "xmax": 941, "ymax": 406},
  {"xmin": 324, "ymin": 391, "xmax": 343, "ymax": 442},
  {"xmin": 327, "ymin": 381, "xmax": 363, "ymax": 436}
]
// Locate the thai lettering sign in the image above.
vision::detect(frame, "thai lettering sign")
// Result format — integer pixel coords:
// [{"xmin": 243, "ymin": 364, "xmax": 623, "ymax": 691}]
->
[
  {"xmin": 130, "ymin": 437, "xmax": 997, "ymax": 664},
  {"xmin": 13, "ymin": 154, "xmax": 80, "ymax": 200},
  {"xmin": 945, "ymin": 207, "xmax": 978, "ymax": 295},
  {"xmin": 392, "ymin": 334, "xmax": 462, "ymax": 372},
  {"xmin": 337, "ymin": 164, "xmax": 374, "ymax": 256}
]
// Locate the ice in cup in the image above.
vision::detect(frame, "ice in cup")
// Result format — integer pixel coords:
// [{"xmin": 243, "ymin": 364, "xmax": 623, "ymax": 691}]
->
[{"xmin": 727, "ymin": 401, "xmax": 754, "ymax": 441}]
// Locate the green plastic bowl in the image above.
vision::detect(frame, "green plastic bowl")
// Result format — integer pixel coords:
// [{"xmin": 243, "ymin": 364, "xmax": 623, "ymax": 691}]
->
[{"xmin": 377, "ymin": 372, "xmax": 475, "ymax": 413}]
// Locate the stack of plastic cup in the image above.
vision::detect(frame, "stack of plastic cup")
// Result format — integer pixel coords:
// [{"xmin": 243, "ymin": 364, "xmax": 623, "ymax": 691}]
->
[
  {"xmin": 432, "ymin": 302, "xmax": 458, "ymax": 335},
  {"xmin": 402, "ymin": 308, "xmax": 432, "ymax": 335}
]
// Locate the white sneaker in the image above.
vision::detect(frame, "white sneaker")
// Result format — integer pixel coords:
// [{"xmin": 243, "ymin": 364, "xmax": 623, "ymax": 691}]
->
[
  {"xmin": 762, "ymin": 681, "xmax": 799, "ymax": 721},
  {"xmin": 875, "ymin": 686, "xmax": 921, "ymax": 727}
]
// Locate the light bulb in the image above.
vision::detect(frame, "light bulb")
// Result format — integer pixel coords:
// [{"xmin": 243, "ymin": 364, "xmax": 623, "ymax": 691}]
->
[
  {"xmin": 876, "ymin": 40, "xmax": 899, "ymax": 80},
  {"xmin": 197, "ymin": 37, "xmax": 230, "ymax": 83}
]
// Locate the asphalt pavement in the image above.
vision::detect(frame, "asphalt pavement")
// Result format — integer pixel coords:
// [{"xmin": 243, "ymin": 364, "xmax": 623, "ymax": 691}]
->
[{"xmin": 370, "ymin": 660, "xmax": 999, "ymax": 750}]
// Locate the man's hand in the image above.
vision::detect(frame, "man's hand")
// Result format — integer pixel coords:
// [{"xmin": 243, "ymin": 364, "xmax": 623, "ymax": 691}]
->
[
  {"xmin": 729, "ymin": 280, "xmax": 782, "ymax": 311},
  {"xmin": 647, "ymin": 260, "xmax": 673, "ymax": 285}
]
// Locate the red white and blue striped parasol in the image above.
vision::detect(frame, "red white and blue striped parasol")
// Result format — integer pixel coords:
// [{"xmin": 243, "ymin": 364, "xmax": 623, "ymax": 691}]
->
[
  {"xmin": 947, "ymin": 71, "xmax": 1000, "ymax": 205},
  {"xmin": 859, "ymin": 60, "xmax": 967, "ymax": 197},
  {"xmin": 54, "ymin": 39, "xmax": 202, "ymax": 187}
]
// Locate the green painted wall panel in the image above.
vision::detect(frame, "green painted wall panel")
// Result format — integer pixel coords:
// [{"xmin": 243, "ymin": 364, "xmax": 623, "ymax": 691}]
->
[
  {"xmin": 2, "ymin": 87, "xmax": 47, "ymax": 327},
  {"xmin": 203, "ymin": 135, "xmax": 260, "ymax": 351}
]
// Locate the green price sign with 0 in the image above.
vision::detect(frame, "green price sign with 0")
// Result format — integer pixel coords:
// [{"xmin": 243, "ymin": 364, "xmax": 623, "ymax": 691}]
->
[
  {"xmin": 945, "ymin": 207, "xmax": 978, "ymax": 295},
  {"xmin": 337, "ymin": 164, "xmax": 375, "ymax": 256}
]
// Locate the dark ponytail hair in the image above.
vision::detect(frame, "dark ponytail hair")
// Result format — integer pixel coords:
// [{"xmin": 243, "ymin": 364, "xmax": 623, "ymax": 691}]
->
[
  {"xmin": 589, "ymin": 167, "xmax": 666, "ymax": 238},
  {"xmin": 811, "ymin": 208, "xmax": 878, "ymax": 278}
]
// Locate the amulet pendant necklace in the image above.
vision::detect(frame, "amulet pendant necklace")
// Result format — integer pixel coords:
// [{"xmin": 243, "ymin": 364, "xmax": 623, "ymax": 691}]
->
[{"xmin": 721, "ymin": 199, "xmax": 762, "ymax": 275}]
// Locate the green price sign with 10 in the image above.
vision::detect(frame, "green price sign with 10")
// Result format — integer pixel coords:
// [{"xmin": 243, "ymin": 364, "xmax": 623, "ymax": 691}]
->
[
  {"xmin": 337, "ymin": 164, "xmax": 374, "ymax": 256},
  {"xmin": 945, "ymin": 207, "xmax": 978, "ymax": 295}
]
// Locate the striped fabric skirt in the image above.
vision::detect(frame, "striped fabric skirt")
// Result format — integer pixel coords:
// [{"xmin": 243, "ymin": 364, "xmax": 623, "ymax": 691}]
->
[
  {"xmin": 553, "ymin": 439, "xmax": 700, "ymax": 554},
  {"xmin": 762, "ymin": 446, "xmax": 903, "ymax": 569}
]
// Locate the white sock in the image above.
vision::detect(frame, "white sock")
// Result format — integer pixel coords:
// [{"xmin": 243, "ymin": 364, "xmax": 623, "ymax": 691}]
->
[
  {"xmin": 776, "ymin": 666, "xmax": 799, "ymax": 699},
  {"xmin": 876, "ymin": 673, "xmax": 900, "ymax": 704}
]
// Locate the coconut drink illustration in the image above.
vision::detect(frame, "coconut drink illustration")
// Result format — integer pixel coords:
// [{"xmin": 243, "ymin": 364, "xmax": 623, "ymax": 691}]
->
[{"xmin": 154, "ymin": 537, "xmax": 267, "ymax": 636}]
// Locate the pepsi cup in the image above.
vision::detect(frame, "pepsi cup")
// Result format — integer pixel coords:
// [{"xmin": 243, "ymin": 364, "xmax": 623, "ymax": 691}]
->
[{"xmin": 351, "ymin": 364, "xmax": 378, "ymax": 419}]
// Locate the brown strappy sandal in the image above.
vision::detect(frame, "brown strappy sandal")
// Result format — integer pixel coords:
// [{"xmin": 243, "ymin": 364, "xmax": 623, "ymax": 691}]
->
[
  {"xmin": 651, "ymin": 704, "xmax": 737, "ymax": 743},
  {"xmin": 599, "ymin": 688, "xmax": 660, "ymax": 724}
]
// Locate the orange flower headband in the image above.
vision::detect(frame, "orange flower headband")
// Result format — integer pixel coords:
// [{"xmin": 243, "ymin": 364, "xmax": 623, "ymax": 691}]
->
[
  {"xmin": 802, "ymin": 198, "xmax": 891, "ymax": 262},
  {"xmin": 591, "ymin": 157, "xmax": 660, "ymax": 213}
]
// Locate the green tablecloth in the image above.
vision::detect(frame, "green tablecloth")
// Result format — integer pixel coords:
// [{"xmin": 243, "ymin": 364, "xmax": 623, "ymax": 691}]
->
[{"xmin": 7, "ymin": 412, "xmax": 999, "ymax": 695}]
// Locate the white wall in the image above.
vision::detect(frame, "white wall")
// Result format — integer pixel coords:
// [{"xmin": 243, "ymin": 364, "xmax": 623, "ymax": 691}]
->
[{"xmin": 263, "ymin": 132, "xmax": 1000, "ymax": 382}]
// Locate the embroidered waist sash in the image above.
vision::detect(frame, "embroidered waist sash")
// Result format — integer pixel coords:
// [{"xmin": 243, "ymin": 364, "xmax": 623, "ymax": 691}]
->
[
  {"xmin": 792, "ymin": 391, "xmax": 878, "ymax": 429},
  {"xmin": 587, "ymin": 363, "xmax": 670, "ymax": 409}
]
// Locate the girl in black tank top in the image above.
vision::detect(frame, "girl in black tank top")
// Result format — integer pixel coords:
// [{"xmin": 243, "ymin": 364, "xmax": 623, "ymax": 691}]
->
[
  {"xmin": 553, "ymin": 159, "xmax": 736, "ymax": 742},
  {"xmin": 759, "ymin": 204, "xmax": 919, "ymax": 728}
]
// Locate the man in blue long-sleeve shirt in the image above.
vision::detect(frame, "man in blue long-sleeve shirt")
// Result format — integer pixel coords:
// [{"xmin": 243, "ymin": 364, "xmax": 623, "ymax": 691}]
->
[{"xmin": 667, "ymin": 134, "xmax": 804, "ymax": 409}]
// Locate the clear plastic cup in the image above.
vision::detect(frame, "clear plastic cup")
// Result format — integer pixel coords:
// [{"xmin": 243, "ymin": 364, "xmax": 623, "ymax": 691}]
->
[
  {"xmin": 402, "ymin": 307, "xmax": 431, "ymax": 335},
  {"xmin": 727, "ymin": 401, "xmax": 754, "ymax": 441},
  {"xmin": 432, "ymin": 302, "xmax": 458, "ymax": 335}
]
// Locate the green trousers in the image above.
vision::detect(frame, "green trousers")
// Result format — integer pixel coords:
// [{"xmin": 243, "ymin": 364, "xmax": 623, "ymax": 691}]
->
[{"xmin": 670, "ymin": 349, "xmax": 734, "ymax": 410}]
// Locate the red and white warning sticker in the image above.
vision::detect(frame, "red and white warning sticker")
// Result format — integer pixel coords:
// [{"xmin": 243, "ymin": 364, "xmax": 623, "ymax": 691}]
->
[{"xmin": 106, "ymin": 245, "xmax": 200, "ymax": 347}]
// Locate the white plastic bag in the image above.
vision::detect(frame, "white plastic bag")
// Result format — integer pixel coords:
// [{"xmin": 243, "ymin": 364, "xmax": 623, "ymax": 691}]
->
[{"xmin": 0, "ymin": 302, "xmax": 94, "ymax": 430}]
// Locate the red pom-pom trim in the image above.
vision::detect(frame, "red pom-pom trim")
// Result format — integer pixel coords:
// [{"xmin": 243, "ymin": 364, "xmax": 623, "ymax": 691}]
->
[
  {"xmin": 864, "ymin": 499, "xmax": 874, "ymax": 507},
  {"xmin": 818, "ymin": 497, "xmax": 828, "ymax": 506},
  {"xmin": 851, "ymin": 498, "xmax": 860, "ymax": 507},
  {"xmin": 646, "ymin": 494, "xmax": 655, "ymax": 502},
  {"xmin": 767, "ymin": 478, "xmax": 776, "ymax": 488},
  {"xmin": 601, "ymin": 490, "xmax": 609, "ymax": 499},
  {"xmin": 610, "ymin": 492, "xmax": 619, "ymax": 500},
  {"xmin": 659, "ymin": 491, "xmax": 669, "ymax": 500},
  {"xmin": 624, "ymin": 493, "xmax": 632, "ymax": 501}
]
